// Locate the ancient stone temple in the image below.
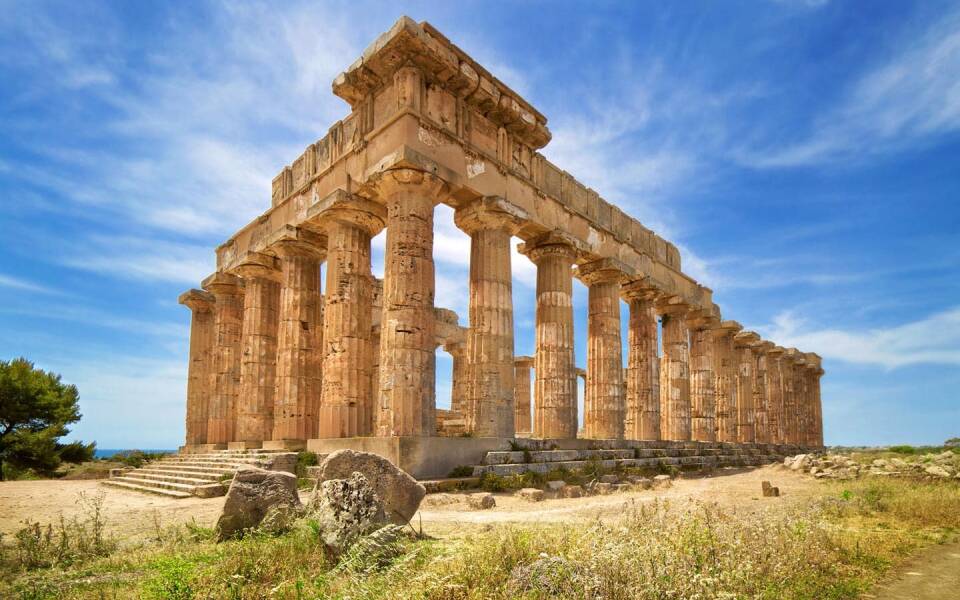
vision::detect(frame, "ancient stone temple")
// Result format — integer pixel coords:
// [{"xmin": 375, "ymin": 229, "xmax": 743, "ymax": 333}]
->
[{"xmin": 178, "ymin": 17, "xmax": 824, "ymax": 478}]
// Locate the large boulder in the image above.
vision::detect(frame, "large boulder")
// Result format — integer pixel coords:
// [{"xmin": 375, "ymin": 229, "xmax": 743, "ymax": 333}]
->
[
  {"xmin": 310, "ymin": 472, "xmax": 387, "ymax": 554},
  {"xmin": 315, "ymin": 450, "xmax": 425, "ymax": 524},
  {"xmin": 216, "ymin": 467, "xmax": 301, "ymax": 541}
]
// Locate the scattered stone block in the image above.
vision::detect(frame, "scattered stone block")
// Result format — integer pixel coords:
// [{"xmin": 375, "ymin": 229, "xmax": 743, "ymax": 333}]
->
[
  {"xmin": 517, "ymin": 488, "xmax": 545, "ymax": 502},
  {"xmin": 652, "ymin": 474, "xmax": 672, "ymax": 489},
  {"xmin": 627, "ymin": 475, "xmax": 653, "ymax": 489},
  {"xmin": 315, "ymin": 449, "xmax": 426, "ymax": 524},
  {"xmin": 925, "ymin": 466, "xmax": 951, "ymax": 478},
  {"xmin": 761, "ymin": 481, "xmax": 780, "ymax": 497},
  {"xmin": 194, "ymin": 482, "xmax": 226, "ymax": 498},
  {"xmin": 560, "ymin": 485, "xmax": 584, "ymax": 498},
  {"xmin": 594, "ymin": 482, "xmax": 614, "ymax": 495},
  {"xmin": 216, "ymin": 467, "xmax": 301, "ymax": 541},
  {"xmin": 546, "ymin": 480, "xmax": 567, "ymax": 491},
  {"xmin": 467, "ymin": 492, "xmax": 496, "ymax": 510},
  {"xmin": 599, "ymin": 474, "xmax": 619, "ymax": 484},
  {"xmin": 309, "ymin": 472, "xmax": 386, "ymax": 554}
]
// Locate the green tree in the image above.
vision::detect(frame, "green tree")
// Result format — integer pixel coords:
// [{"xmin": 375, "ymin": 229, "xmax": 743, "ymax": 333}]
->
[{"xmin": 0, "ymin": 357, "xmax": 91, "ymax": 480}]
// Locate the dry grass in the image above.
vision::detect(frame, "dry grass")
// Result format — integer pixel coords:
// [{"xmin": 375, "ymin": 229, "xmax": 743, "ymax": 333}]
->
[{"xmin": 1, "ymin": 475, "xmax": 958, "ymax": 599}]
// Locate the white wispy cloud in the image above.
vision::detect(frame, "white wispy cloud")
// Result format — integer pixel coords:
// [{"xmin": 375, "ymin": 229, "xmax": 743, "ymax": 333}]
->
[
  {"xmin": 0, "ymin": 273, "xmax": 61, "ymax": 295},
  {"xmin": 740, "ymin": 7, "xmax": 960, "ymax": 167},
  {"xmin": 60, "ymin": 236, "xmax": 214, "ymax": 285},
  {"xmin": 760, "ymin": 307, "xmax": 960, "ymax": 368}
]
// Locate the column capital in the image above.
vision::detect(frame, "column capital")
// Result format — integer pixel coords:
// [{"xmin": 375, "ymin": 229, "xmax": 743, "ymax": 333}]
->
[
  {"xmin": 517, "ymin": 229, "xmax": 584, "ymax": 263},
  {"xmin": 231, "ymin": 252, "xmax": 281, "ymax": 282},
  {"xmin": 178, "ymin": 289, "xmax": 215, "ymax": 312},
  {"xmin": 574, "ymin": 257, "xmax": 635, "ymax": 286},
  {"xmin": 733, "ymin": 330, "xmax": 761, "ymax": 348},
  {"xmin": 686, "ymin": 305, "xmax": 721, "ymax": 330},
  {"xmin": 514, "ymin": 355, "xmax": 535, "ymax": 368},
  {"xmin": 201, "ymin": 272, "xmax": 242, "ymax": 295},
  {"xmin": 755, "ymin": 340, "xmax": 776, "ymax": 354},
  {"xmin": 264, "ymin": 225, "xmax": 328, "ymax": 260},
  {"xmin": 443, "ymin": 340, "xmax": 466, "ymax": 356},
  {"xmin": 785, "ymin": 347, "xmax": 808, "ymax": 366},
  {"xmin": 368, "ymin": 168, "xmax": 448, "ymax": 205},
  {"xmin": 307, "ymin": 189, "xmax": 387, "ymax": 236},
  {"xmin": 767, "ymin": 345, "xmax": 787, "ymax": 359},
  {"xmin": 621, "ymin": 275, "xmax": 667, "ymax": 302},
  {"xmin": 656, "ymin": 295, "xmax": 690, "ymax": 316},
  {"xmin": 576, "ymin": 367, "xmax": 586, "ymax": 380},
  {"xmin": 454, "ymin": 196, "xmax": 530, "ymax": 235}
]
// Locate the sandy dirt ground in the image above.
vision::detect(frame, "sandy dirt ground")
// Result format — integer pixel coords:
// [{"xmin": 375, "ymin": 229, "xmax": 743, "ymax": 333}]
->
[
  {"xmin": 863, "ymin": 540, "xmax": 960, "ymax": 600},
  {"xmin": 0, "ymin": 465, "xmax": 819, "ymax": 543}
]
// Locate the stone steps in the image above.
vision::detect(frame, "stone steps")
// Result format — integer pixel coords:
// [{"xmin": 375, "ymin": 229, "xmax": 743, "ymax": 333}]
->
[
  {"xmin": 100, "ymin": 479, "xmax": 194, "ymax": 498},
  {"xmin": 101, "ymin": 449, "xmax": 296, "ymax": 498},
  {"xmin": 473, "ymin": 454, "xmax": 783, "ymax": 477}
]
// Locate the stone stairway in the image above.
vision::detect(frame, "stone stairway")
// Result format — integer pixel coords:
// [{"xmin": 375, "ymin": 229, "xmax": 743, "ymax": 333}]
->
[
  {"xmin": 101, "ymin": 449, "xmax": 297, "ymax": 498},
  {"xmin": 471, "ymin": 439, "xmax": 807, "ymax": 478}
]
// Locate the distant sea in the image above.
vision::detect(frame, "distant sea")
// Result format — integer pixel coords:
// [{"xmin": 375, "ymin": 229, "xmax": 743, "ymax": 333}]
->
[{"xmin": 94, "ymin": 449, "xmax": 176, "ymax": 459}]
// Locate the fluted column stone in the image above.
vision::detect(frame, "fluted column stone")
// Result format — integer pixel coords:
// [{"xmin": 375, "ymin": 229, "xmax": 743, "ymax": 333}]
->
[
  {"xmin": 179, "ymin": 289, "xmax": 216, "ymax": 445},
  {"xmin": 202, "ymin": 273, "xmax": 244, "ymax": 444},
  {"xmin": 766, "ymin": 346, "xmax": 786, "ymax": 444},
  {"xmin": 688, "ymin": 309, "xmax": 720, "ymax": 442},
  {"xmin": 658, "ymin": 298, "xmax": 691, "ymax": 441},
  {"xmin": 577, "ymin": 259, "xmax": 627, "ymax": 440},
  {"xmin": 520, "ymin": 231, "xmax": 579, "ymax": 439},
  {"xmin": 733, "ymin": 331, "xmax": 760, "ymax": 444},
  {"xmin": 712, "ymin": 321, "xmax": 742, "ymax": 443},
  {"xmin": 270, "ymin": 228, "xmax": 326, "ymax": 443},
  {"xmin": 235, "ymin": 253, "xmax": 282, "ymax": 444},
  {"xmin": 374, "ymin": 169, "xmax": 446, "ymax": 437},
  {"xmin": 446, "ymin": 342, "xmax": 469, "ymax": 416},
  {"xmin": 513, "ymin": 355, "xmax": 534, "ymax": 434},
  {"xmin": 782, "ymin": 349, "xmax": 801, "ymax": 444},
  {"xmin": 455, "ymin": 197, "xmax": 526, "ymax": 438},
  {"xmin": 622, "ymin": 280, "xmax": 661, "ymax": 441},
  {"xmin": 307, "ymin": 195, "xmax": 385, "ymax": 438},
  {"xmin": 753, "ymin": 341, "xmax": 774, "ymax": 444}
]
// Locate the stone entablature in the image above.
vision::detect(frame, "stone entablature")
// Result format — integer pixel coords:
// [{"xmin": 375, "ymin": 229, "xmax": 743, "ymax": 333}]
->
[{"xmin": 179, "ymin": 16, "xmax": 824, "ymax": 452}]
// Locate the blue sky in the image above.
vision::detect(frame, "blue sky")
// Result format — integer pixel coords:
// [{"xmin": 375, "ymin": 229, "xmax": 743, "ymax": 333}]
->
[{"xmin": 1, "ymin": 1, "xmax": 958, "ymax": 448}]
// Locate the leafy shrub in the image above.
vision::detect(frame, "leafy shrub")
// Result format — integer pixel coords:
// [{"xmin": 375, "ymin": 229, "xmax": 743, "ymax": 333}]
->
[
  {"xmin": 115, "ymin": 450, "xmax": 168, "ymax": 468},
  {"xmin": 142, "ymin": 555, "xmax": 197, "ymax": 600},
  {"xmin": 887, "ymin": 445, "xmax": 916, "ymax": 455},
  {"xmin": 295, "ymin": 451, "xmax": 319, "ymax": 478},
  {"xmin": 447, "ymin": 465, "xmax": 474, "ymax": 478}
]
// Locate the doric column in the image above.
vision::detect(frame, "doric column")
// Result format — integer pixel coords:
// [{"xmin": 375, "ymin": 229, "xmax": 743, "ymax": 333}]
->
[
  {"xmin": 658, "ymin": 297, "xmax": 691, "ymax": 441},
  {"xmin": 202, "ymin": 273, "xmax": 244, "ymax": 444},
  {"xmin": 688, "ymin": 308, "xmax": 720, "ymax": 442},
  {"xmin": 766, "ymin": 346, "xmax": 786, "ymax": 445},
  {"xmin": 269, "ymin": 227, "xmax": 326, "ymax": 444},
  {"xmin": 519, "ymin": 231, "xmax": 579, "ymax": 439},
  {"xmin": 787, "ymin": 348, "xmax": 807, "ymax": 446},
  {"xmin": 373, "ymin": 169, "xmax": 446, "ymax": 437},
  {"xmin": 179, "ymin": 289, "xmax": 216, "ymax": 445},
  {"xmin": 454, "ymin": 197, "xmax": 527, "ymax": 437},
  {"xmin": 622, "ymin": 280, "xmax": 661, "ymax": 441},
  {"xmin": 806, "ymin": 353, "xmax": 824, "ymax": 447},
  {"xmin": 712, "ymin": 321, "xmax": 742, "ymax": 443},
  {"xmin": 234, "ymin": 252, "xmax": 282, "ymax": 444},
  {"xmin": 576, "ymin": 258, "xmax": 627, "ymax": 440},
  {"xmin": 308, "ymin": 194, "xmax": 385, "ymax": 438},
  {"xmin": 753, "ymin": 341, "xmax": 774, "ymax": 444},
  {"xmin": 800, "ymin": 354, "xmax": 817, "ymax": 447},
  {"xmin": 782, "ymin": 349, "xmax": 801, "ymax": 444},
  {"xmin": 513, "ymin": 355, "xmax": 534, "ymax": 434},
  {"xmin": 446, "ymin": 342, "xmax": 469, "ymax": 416},
  {"xmin": 733, "ymin": 331, "xmax": 760, "ymax": 443}
]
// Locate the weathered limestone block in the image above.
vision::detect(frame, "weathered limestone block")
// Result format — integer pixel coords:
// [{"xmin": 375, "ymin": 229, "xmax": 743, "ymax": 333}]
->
[
  {"xmin": 315, "ymin": 449, "xmax": 426, "ymax": 524},
  {"xmin": 733, "ymin": 330, "xmax": 760, "ymax": 444},
  {"xmin": 455, "ymin": 197, "xmax": 527, "ymax": 438},
  {"xmin": 520, "ymin": 231, "xmax": 580, "ymax": 439},
  {"xmin": 202, "ymin": 273, "xmax": 244, "ymax": 444},
  {"xmin": 688, "ymin": 308, "xmax": 719, "ymax": 442},
  {"xmin": 712, "ymin": 321, "xmax": 741, "ymax": 443},
  {"xmin": 179, "ymin": 289, "xmax": 216, "ymax": 445},
  {"xmin": 216, "ymin": 467, "xmax": 301, "ymax": 541},
  {"xmin": 622, "ymin": 280, "xmax": 661, "ymax": 441},
  {"xmin": 467, "ymin": 492, "xmax": 496, "ymax": 510},
  {"xmin": 577, "ymin": 258, "xmax": 629, "ymax": 440},
  {"xmin": 781, "ymin": 349, "xmax": 800, "ymax": 444},
  {"xmin": 373, "ymin": 169, "xmax": 446, "ymax": 437},
  {"xmin": 517, "ymin": 488, "xmax": 545, "ymax": 502},
  {"xmin": 785, "ymin": 349, "xmax": 807, "ymax": 445},
  {"xmin": 309, "ymin": 472, "xmax": 387, "ymax": 554},
  {"xmin": 271, "ymin": 228, "xmax": 326, "ymax": 442},
  {"xmin": 513, "ymin": 355, "xmax": 535, "ymax": 434},
  {"xmin": 312, "ymin": 195, "xmax": 385, "ymax": 438},
  {"xmin": 658, "ymin": 297, "xmax": 691, "ymax": 441},
  {"xmin": 234, "ymin": 253, "xmax": 282, "ymax": 443}
]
